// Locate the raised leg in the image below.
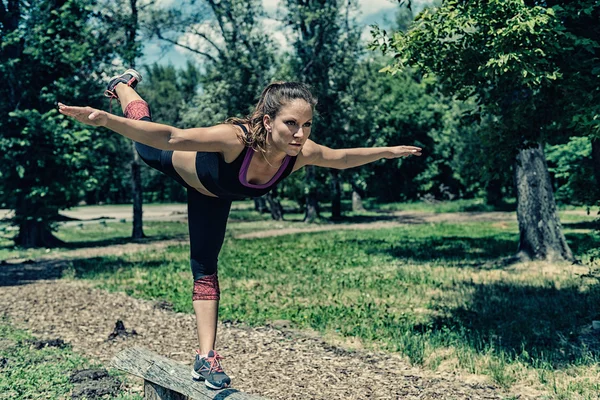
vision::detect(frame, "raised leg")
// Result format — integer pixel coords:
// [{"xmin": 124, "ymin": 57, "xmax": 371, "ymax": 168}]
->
[{"xmin": 114, "ymin": 83, "xmax": 144, "ymax": 113}]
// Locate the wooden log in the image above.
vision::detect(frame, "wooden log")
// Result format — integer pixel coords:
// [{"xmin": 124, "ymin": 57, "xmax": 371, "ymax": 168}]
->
[{"xmin": 111, "ymin": 347, "xmax": 267, "ymax": 400}]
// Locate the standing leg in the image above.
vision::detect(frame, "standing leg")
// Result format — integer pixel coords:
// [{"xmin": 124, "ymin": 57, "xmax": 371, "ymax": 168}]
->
[{"xmin": 187, "ymin": 189, "xmax": 232, "ymax": 389}]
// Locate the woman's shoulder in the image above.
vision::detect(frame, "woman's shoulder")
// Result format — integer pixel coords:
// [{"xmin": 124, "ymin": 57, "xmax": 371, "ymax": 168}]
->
[
  {"xmin": 292, "ymin": 139, "xmax": 320, "ymax": 171},
  {"xmin": 210, "ymin": 123, "xmax": 247, "ymax": 162}
]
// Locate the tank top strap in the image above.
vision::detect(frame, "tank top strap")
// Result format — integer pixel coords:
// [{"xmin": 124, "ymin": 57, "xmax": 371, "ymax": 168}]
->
[{"xmin": 234, "ymin": 123, "xmax": 250, "ymax": 141}]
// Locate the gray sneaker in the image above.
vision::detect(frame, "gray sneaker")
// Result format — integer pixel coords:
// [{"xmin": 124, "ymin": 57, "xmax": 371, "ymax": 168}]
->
[
  {"xmin": 191, "ymin": 350, "xmax": 231, "ymax": 390},
  {"xmin": 104, "ymin": 69, "xmax": 142, "ymax": 99}
]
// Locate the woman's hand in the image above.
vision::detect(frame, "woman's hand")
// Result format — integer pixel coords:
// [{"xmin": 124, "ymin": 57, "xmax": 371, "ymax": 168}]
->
[
  {"xmin": 385, "ymin": 145, "xmax": 423, "ymax": 159},
  {"xmin": 58, "ymin": 103, "xmax": 108, "ymax": 127}
]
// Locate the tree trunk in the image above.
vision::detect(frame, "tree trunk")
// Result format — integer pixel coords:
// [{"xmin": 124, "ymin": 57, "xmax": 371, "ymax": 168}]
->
[
  {"xmin": 131, "ymin": 141, "xmax": 145, "ymax": 239},
  {"xmin": 127, "ymin": 0, "xmax": 144, "ymax": 239},
  {"xmin": 304, "ymin": 165, "xmax": 319, "ymax": 223},
  {"xmin": 14, "ymin": 203, "xmax": 65, "ymax": 248},
  {"xmin": 265, "ymin": 192, "xmax": 284, "ymax": 221},
  {"xmin": 350, "ymin": 180, "xmax": 365, "ymax": 212},
  {"xmin": 591, "ymin": 137, "xmax": 600, "ymax": 191},
  {"xmin": 514, "ymin": 143, "xmax": 574, "ymax": 262},
  {"xmin": 352, "ymin": 190, "xmax": 365, "ymax": 212},
  {"xmin": 485, "ymin": 176, "xmax": 503, "ymax": 207},
  {"xmin": 253, "ymin": 197, "xmax": 267, "ymax": 213},
  {"xmin": 330, "ymin": 170, "xmax": 342, "ymax": 220}
]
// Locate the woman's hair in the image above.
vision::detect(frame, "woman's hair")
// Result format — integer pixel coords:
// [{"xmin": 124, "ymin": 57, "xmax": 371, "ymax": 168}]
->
[{"xmin": 227, "ymin": 81, "xmax": 317, "ymax": 153}]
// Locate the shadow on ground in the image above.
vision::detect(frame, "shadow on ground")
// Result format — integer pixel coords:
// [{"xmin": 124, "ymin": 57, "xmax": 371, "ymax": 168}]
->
[
  {"xmin": 0, "ymin": 256, "xmax": 171, "ymax": 287},
  {"xmin": 416, "ymin": 280, "xmax": 600, "ymax": 366},
  {"xmin": 363, "ymin": 235, "xmax": 518, "ymax": 266},
  {"xmin": 363, "ymin": 231, "xmax": 600, "ymax": 267}
]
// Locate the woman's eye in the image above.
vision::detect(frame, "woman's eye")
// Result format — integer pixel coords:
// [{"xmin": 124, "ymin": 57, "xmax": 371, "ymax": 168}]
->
[
  {"xmin": 285, "ymin": 121, "xmax": 296, "ymax": 125},
  {"xmin": 304, "ymin": 123, "xmax": 312, "ymax": 128}
]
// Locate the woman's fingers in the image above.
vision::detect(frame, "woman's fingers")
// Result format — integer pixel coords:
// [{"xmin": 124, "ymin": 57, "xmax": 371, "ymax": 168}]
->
[
  {"xmin": 57, "ymin": 103, "xmax": 105, "ymax": 126},
  {"xmin": 391, "ymin": 146, "xmax": 422, "ymax": 157}
]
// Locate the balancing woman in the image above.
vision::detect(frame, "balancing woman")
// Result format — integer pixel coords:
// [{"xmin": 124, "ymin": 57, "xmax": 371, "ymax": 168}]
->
[{"xmin": 58, "ymin": 69, "xmax": 422, "ymax": 390}]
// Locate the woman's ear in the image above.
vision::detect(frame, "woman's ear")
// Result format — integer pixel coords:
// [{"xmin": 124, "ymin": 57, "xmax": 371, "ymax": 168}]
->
[{"xmin": 263, "ymin": 114, "xmax": 272, "ymax": 133}]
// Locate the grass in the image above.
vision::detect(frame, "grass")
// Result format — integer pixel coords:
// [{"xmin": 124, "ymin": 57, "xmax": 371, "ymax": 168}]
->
[
  {"xmin": 58, "ymin": 212, "xmax": 600, "ymax": 398},
  {"xmin": 0, "ymin": 317, "xmax": 141, "ymax": 400},
  {"xmin": 2, "ymin": 200, "xmax": 600, "ymax": 398}
]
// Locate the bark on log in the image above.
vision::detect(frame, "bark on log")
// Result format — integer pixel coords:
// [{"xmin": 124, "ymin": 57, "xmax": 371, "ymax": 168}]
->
[{"xmin": 111, "ymin": 347, "xmax": 267, "ymax": 400}]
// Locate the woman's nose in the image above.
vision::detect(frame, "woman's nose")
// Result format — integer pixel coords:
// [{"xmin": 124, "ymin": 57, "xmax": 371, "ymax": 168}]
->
[{"xmin": 294, "ymin": 128, "xmax": 308, "ymax": 138}]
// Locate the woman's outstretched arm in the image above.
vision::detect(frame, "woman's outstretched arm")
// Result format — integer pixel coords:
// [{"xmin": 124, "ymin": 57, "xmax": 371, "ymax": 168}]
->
[
  {"xmin": 57, "ymin": 103, "xmax": 239, "ymax": 152},
  {"xmin": 298, "ymin": 139, "xmax": 422, "ymax": 170}
]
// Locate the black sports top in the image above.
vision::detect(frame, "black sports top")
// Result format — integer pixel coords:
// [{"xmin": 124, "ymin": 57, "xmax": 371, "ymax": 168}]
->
[{"xmin": 194, "ymin": 124, "xmax": 297, "ymax": 199}]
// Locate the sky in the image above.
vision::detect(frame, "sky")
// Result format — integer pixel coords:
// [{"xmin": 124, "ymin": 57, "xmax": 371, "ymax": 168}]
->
[{"xmin": 139, "ymin": 0, "xmax": 433, "ymax": 69}]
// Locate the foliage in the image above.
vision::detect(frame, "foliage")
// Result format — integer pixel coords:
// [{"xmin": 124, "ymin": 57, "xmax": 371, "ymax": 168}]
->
[
  {"xmin": 146, "ymin": 0, "xmax": 277, "ymax": 124},
  {"xmin": 283, "ymin": 0, "xmax": 367, "ymax": 218},
  {"xmin": 138, "ymin": 62, "xmax": 201, "ymax": 202},
  {"xmin": 372, "ymin": 0, "xmax": 599, "ymax": 149},
  {"xmin": 0, "ymin": 0, "xmax": 117, "ymax": 246},
  {"xmin": 370, "ymin": 0, "xmax": 599, "ymax": 260},
  {"xmin": 546, "ymin": 137, "xmax": 599, "ymax": 206}
]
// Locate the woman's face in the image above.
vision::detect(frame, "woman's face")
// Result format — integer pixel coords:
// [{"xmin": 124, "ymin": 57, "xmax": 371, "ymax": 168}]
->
[{"xmin": 265, "ymin": 99, "xmax": 313, "ymax": 156}]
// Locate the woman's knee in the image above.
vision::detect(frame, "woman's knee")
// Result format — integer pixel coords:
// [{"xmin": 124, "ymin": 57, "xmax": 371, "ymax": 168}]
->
[
  {"xmin": 192, "ymin": 273, "xmax": 220, "ymax": 301},
  {"xmin": 123, "ymin": 100, "xmax": 151, "ymax": 120}
]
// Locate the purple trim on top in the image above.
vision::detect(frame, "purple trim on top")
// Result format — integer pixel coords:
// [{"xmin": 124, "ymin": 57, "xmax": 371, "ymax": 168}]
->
[{"xmin": 239, "ymin": 148, "xmax": 290, "ymax": 189}]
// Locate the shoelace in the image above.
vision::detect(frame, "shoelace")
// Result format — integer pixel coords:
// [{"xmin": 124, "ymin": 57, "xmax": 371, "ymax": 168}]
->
[
  {"xmin": 104, "ymin": 90, "xmax": 117, "ymax": 114},
  {"xmin": 205, "ymin": 351, "xmax": 225, "ymax": 374}
]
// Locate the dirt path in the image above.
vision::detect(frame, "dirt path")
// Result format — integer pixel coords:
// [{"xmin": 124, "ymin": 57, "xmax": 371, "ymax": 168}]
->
[{"xmin": 0, "ymin": 211, "xmax": 548, "ymax": 399}]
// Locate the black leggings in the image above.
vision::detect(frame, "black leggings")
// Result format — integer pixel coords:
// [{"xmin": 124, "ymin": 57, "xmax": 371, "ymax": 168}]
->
[{"xmin": 125, "ymin": 101, "xmax": 232, "ymax": 296}]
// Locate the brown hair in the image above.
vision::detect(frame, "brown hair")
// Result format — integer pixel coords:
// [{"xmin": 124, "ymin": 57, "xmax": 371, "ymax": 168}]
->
[{"xmin": 227, "ymin": 81, "xmax": 318, "ymax": 153}]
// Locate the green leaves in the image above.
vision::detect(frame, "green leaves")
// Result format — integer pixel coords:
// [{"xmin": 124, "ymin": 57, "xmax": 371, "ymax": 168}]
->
[
  {"xmin": 0, "ymin": 0, "xmax": 118, "ymax": 245},
  {"xmin": 378, "ymin": 0, "xmax": 600, "ymax": 151}
]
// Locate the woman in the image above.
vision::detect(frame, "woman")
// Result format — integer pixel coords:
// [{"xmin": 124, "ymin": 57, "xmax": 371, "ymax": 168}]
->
[{"xmin": 58, "ymin": 69, "xmax": 422, "ymax": 390}]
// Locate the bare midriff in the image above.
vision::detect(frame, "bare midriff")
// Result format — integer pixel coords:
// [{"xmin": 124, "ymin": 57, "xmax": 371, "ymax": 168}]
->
[
  {"xmin": 171, "ymin": 144, "xmax": 292, "ymax": 198},
  {"xmin": 171, "ymin": 151, "xmax": 218, "ymax": 197}
]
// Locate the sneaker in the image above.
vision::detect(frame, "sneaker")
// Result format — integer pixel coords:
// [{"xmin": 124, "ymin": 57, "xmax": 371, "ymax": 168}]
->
[
  {"xmin": 104, "ymin": 69, "xmax": 142, "ymax": 99},
  {"xmin": 191, "ymin": 350, "xmax": 231, "ymax": 390}
]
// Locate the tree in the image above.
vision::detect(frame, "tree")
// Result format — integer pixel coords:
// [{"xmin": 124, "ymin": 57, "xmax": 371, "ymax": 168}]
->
[
  {"xmin": 147, "ymin": 0, "xmax": 276, "ymax": 123},
  {"xmin": 98, "ymin": 0, "xmax": 148, "ymax": 238},
  {"xmin": 373, "ymin": 0, "xmax": 600, "ymax": 261},
  {"xmin": 147, "ymin": 0, "xmax": 278, "ymax": 216},
  {"xmin": 0, "ymin": 0, "xmax": 115, "ymax": 247},
  {"xmin": 284, "ymin": 0, "xmax": 364, "ymax": 221},
  {"xmin": 137, "ymin": 62, "xmax": 200, "ymax": 203}
]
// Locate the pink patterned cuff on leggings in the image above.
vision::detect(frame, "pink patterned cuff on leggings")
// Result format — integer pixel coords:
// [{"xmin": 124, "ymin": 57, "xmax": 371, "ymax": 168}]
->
[
  {"xmin": 123, "ymin": 100, "xmax": 150, "ymax": 120},
  {"xmin": 192, "ymin": 273, "xmax": 220, "ymax": 301}
]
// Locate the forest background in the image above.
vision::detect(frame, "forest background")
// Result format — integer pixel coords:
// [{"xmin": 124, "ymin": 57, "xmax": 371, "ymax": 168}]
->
[{"xmin": 0, "ymin": 0, "xmax": 598, "ymax": 262}]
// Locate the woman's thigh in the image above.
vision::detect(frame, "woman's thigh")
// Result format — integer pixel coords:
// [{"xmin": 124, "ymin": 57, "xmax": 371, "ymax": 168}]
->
[{"xmin": 187, "ymin": 189, "xmax": 232, "ymax": 280}]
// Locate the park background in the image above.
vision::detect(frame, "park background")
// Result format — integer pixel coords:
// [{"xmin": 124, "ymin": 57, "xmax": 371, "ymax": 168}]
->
[{"xmin": 1, "ymin": 0, "xmax": 599, "ymax": 399}]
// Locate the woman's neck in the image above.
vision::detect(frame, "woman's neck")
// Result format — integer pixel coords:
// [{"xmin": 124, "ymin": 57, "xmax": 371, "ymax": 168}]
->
[{"xmin": 261, "ymin": 144, "xmax": 287, "ymax": 168}]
